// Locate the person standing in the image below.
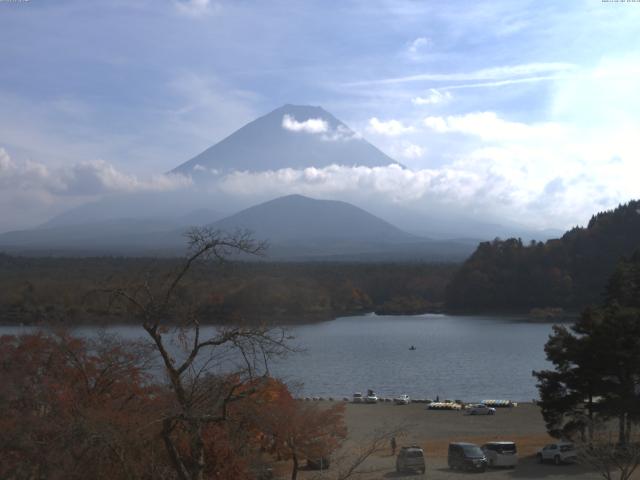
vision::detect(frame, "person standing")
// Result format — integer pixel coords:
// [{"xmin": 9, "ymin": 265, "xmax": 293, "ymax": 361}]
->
[{"xmin": 391, "ymin": 436, "xmax": 397, "ymax": 456}]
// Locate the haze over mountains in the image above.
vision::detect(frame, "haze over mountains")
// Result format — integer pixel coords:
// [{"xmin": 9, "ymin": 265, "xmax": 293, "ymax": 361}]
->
[
  {"xmin": 0, "ymin": 194, "xmax": 476, "ymax": 260},
  {"xmin": 0, "ymin": 104, "xmax": 560, "ymax": 258}
]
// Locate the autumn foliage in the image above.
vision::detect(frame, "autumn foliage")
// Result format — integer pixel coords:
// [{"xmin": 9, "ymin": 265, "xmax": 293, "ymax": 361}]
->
[
  {"xmin": 243, "ymin": 379, "xmax": 347, "ymax": 480},
  {"xmin": 0, "ymin": 333, "xmax": 347, "ymax": 480},
  {"xmin": 0, "ymin": 332, "xmax": 166, "ymax": 480}
]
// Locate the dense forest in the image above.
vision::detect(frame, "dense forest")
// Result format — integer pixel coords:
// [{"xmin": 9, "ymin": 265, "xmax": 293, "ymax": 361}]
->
[
  {"xmin": 0, "ymin": 255, "xmax": 456, "ymax": 325},
  {"xmin": 446, "ymin": 200, "xmax": 640, "ymax": 312}
]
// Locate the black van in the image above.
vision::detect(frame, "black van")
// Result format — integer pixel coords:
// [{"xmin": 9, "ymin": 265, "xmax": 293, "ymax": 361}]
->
[{"xmin": 448, "ymin": 442, "xmax": 487, "ymax": 472}]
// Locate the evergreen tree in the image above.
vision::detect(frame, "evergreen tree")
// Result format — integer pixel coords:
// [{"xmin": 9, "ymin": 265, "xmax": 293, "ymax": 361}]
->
[{"xmin": 534, "ymin": 252, "xmax": 640, "ymax": 444}]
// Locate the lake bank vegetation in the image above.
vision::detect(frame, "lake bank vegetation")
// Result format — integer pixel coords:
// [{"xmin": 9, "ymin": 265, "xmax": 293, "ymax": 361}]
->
[
  {"xmin": 446, "ymin": 200, "xmax": 640, "ymax": 313},
  {"xmin": 0, "ymin": 253, "xmax": 455, "ymax": 326}
]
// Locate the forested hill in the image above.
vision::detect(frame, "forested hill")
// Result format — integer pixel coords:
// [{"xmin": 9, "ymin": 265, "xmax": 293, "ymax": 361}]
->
[{"xmin": 446, "ymin": 200, "xmax": 640, "ymax": 312}]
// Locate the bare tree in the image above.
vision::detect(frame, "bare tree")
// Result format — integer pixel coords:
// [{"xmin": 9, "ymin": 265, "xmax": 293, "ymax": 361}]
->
[
  {"xmin": 577, "ymin": 424, "xmax": 640, "ymax": 480},
  {"xmin": 322, "ymin": 426, "xmax": 406, "ymax": 480},
  {"xmin": 109, "ymin": 228, "xmax": 292, "ymax": 480}
]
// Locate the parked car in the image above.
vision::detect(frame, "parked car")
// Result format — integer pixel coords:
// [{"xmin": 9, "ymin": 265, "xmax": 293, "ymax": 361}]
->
[
  {"xmin": 352, "ymin": 392, "xmax": 363, "ymax": 403},
  {"xmin": 482, "ymin": 441, "xmax": 518, "ymax": 468},
  {"xmin": 396, "ymin": 446, "xmax": 426, "ymax": 474},
  {"xmin": 537, "ymin": 442, "xmax": 577, "ymax": 465},
  {"xmin": 307, "ymin": 457, "xmax": 330, "ymax": 470},
  {"xmin": 465, "ymin": 404, "xmax": 496, "ymax": 415},
  {"xmin": 394, "ymin": 394, "xmax": 410, "ymax": 405},
  {"xmin": 448, "ymin": 442, "xmax": 488, "ymax": 472},
  {"xmin": 365, "ymin": 389, "xmax": 378, "ymax": 403}
]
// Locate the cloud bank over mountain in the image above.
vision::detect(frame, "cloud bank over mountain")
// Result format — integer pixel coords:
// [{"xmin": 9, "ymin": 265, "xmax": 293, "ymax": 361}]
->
[
  {"xmin": 2, "ymin": 96, "xmax": 639, "ymax": 235},
  {"xmin": 0, "ymin": 148, "xmax": 191, "ymax": 231}
]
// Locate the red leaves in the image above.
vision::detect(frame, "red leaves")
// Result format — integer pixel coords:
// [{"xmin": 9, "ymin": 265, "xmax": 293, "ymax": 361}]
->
[
  {"xmin": 252, "ymin": 381, "xmax": 347, "ymax": 467},
  {"xmin": 0, "ymin": 332, "xmax": 164, "ymax": 480},
  {"xmin": 0, "ymin": 333, "xmax": 348, "ymax": 479}
]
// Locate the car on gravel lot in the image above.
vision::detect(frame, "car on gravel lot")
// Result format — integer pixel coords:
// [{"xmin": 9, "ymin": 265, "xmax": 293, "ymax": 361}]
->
[
  {"xmin": 481, "ymin": 441, "xmax": 518, "ymax": 468},
  {"xmin": 396, "ymin": 446, "xmax": 426, "ymax": 474},
  {"xmin": 537, "ymin": 442, "xmax": 577, "ymax": 465},
  {"xmin": 394, "ymin": 394, "xmax": 410, "ymax": 405},
  {"xmin": 365, "ymin": 389, "xmax": 378, "ymax": 403},
  {"xmin": 448, "ymin": 442, "xmax": 488, "ymax": 472},
  {"xmin": 352, "ymin": 392, "xmax": 363, "ymax": 403},
  {"xmin": 464, "ymin": 404, "xmax": 496, "ymax": 415}
]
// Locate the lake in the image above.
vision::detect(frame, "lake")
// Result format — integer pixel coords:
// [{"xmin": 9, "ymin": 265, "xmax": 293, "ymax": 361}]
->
[{"xmin": 0, "ymin": 313, "xmax": 556, "ymax": 402}]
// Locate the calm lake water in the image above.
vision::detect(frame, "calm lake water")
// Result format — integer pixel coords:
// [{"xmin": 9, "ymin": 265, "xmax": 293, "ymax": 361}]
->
[{"xmin": 0, "ymin": 314, "xmax": 556, "ymax": 402}]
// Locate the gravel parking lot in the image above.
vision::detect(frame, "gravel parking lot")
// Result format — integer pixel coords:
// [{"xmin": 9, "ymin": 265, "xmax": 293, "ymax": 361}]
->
[{"xmin": 293, "ymin": 402, "xmax": 606, "ymax": 480}]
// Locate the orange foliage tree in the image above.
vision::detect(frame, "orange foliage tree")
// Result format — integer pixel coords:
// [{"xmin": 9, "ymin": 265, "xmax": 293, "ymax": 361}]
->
[
  {"xmin": 248, "ymin": 381, "xmax": 347, "ymax": 480},
  {"xmin": 0, "ymin": 332, "xmax": 166, "ymax": 480}
]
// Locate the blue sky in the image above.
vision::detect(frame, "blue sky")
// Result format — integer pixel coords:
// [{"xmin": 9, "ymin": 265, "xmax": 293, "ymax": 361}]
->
[{"xmin": 1, "ymin": 0, "xmax": 640, "ymax": 231}]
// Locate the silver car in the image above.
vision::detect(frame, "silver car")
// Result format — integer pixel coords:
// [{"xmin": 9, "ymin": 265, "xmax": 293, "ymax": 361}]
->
[{"xmin": 396, "ymin": 446, "xmax": 426, "ymax": 474}]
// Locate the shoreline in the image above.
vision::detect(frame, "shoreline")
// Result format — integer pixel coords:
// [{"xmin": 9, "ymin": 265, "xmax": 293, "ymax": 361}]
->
[{"xmin": 0, "ymin": 308, "xmax": 579, "ymax": 328}]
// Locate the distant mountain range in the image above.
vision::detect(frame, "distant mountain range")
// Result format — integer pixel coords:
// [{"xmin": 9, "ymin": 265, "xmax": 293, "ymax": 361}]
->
[
  {"xmin": 0, "ymin": 194, "xmax": 475, "ymax": 261},
  {"xmin": 1, "ymin": 104, "xmax": 560, "ymax": 258}
]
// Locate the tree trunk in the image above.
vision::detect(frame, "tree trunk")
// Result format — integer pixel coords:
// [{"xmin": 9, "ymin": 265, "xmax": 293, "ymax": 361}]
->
[
  {"xmin": 291, "ymin": 452, "xmax": 299, "ymax": 480},
  {"xmin": 162, "ymin": 419, "xmax": 190, "ymax": 480},
  {"xmin": 189, "ymin": 421, "xmax": 206, "ymax": 480},
  {"xmin": 587, "ymin": 393, "xmax": 594, "ymax": 441},
  {"xmin": 619, "ymin": 414, "xmax": 627, "ymax": 446}
]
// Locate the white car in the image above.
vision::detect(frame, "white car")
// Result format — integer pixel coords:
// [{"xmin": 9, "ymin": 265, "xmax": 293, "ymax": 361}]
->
[
  {"xmin": 482, "ymin": 442, "xmax": 518, "ymax": 468},
  {"xmin": 465, "ymin": 404, "xmax": 496, "ymax": 415},
  {"xmin": 394, "ymin": 394, "xmax": 411, "ymax": 405},
  {"xmin": 365, "ymin": 392, "xmax": 378, "ymax": 403},
  {"xmin": 352, "ymin": 392, "xmax": 364, "ymax": 403},
  {"xmin": 537, "ymin": 442, "xmax": 577, "ymax": 465}
]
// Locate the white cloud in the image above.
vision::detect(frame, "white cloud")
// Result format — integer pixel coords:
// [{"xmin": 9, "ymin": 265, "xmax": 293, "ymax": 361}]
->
[
  {"xmin": 408, "ymin": 37, "xmax": 431, "ymax": 55},
  {"xmin": 0, "ymin": 148, "xmax": 192, "ymax": 231},
  {"xmin": 282, "ymin": 114, "xmax": 329, "ymax": 134},
  {"xmin": 368, "ymin": 117, "xmax": 414, "ymax": 136},
  {"xmin": 0, "ymin": 152, "xmax": 191, "ymax": 196},
  {"xmin": 346, "ymin": 62, "xmax": 576, "ymax": 87},
  {"xmin": 320, "ymin": 124, "xmax": 361, "ymax": 142},
  {"xmin": 402, "ymin": 144, "xmax": 424, "ymax": 159},
  {"xmin": 423, "ymin": 111, "xmax": 565, "ymax": 142},
  {"xmin": 412, "ymin": 89, "xmax": 452, "ymax": 105},
  {"xmin": 175, "ymin": 0, "xmax": 218, "ymax": 17},
  {"xmin": 193, "ymin": 164, "xmax": 220, "ymax": 175},
  {"xmin": 213, "ymin": 150, "xmax": 638, "ymax": 231},
  {"xmin": 55, "ymin": 160, "xmax": 192, "ymax": 196}
]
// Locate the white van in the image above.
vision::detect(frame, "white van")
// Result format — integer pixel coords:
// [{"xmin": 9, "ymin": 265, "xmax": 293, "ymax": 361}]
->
[{"xmin": 481, "ymin": 441, "xmax": 518, "ymax": 468}]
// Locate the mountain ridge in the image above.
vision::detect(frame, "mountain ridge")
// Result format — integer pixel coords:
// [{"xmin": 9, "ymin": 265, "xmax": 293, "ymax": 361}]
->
[
  {"xmin": 0, "ymin": 194, "xmax": 476, "ymax": 261},
  {"xmin": 208, "ymin": 194, "xmax": 416, "ymax": 243},
  {"xmin": 172, "ymin": 104, "xmax": 399, "ymax": 175}
]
